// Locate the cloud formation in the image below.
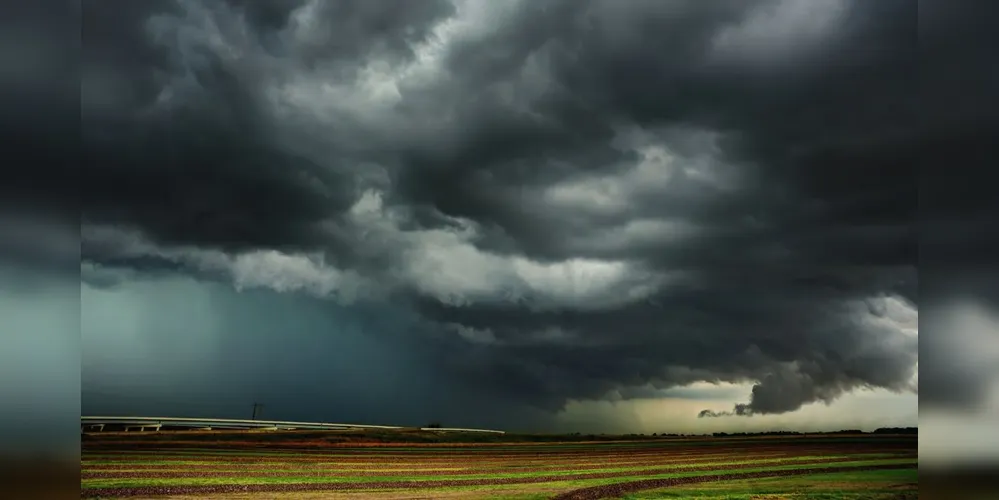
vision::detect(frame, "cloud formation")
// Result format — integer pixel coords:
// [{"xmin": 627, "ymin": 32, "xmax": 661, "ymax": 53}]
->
[{"xmin": 59, "ymin": 0, "xmax": 992, "ymax": 424}]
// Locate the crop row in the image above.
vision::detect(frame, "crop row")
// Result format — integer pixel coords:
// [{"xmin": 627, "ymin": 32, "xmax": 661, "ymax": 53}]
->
[
  {"xmin": 552, "ymin": 463, "xmax": 917, "ymax": 499},
  {"xmin": 82, "ymin": 454, "xmax": 909, "ymax": 479},
  {"xmin": 82, "ymin": 451, "xmax": 827, "ymax": 465},
  {"xmin": 81, "ymin": 461, "xmax": 915, "ymax": 498},
  {"xmin": 81, "ymin": 443, "xmax": 909, "ymax": 462}
]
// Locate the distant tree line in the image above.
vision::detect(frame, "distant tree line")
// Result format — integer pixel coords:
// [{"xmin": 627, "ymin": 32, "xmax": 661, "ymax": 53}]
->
[
  {"xmin": 712, "ymin": 430, "xmax": 804, "ymax": 437},
  {"xmin": 707, "ymin": 428, "xmax": 916, "ymax": 437},
  {"xmin": 410, "ymin": 426, "xmax": 916, "ymax": 440},
  {"xmin": 872, "ymin": 427, "xmax": 917, "ymax": 434}
]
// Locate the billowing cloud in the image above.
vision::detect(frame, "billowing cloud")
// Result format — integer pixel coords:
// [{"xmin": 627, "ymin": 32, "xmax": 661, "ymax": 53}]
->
[
  {"xmin": 916, "ymin": 0, "xmax": 999, "ymax": 417},
  {"xmin": 17, "ymin": 0, "xmax": 980, "ymax": 429}
]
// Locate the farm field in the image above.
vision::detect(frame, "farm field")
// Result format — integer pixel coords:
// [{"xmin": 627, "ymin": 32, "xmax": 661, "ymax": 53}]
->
[{"xmin": 81, "ymin": 432, "xmax": 917, "ymax": 499}]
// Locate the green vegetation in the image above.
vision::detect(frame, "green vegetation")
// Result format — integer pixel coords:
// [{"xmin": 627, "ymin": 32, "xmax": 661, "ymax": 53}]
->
[
  {"xmin": 82, "ymin": 426, "xmax": 918, "ymax": 446},
  {"xmin": 81, "ymin": 458, "xmax": 916, "ymax": 489},
  {"xmin": 622, "ymin": 468, "xmax": 918, "ymax": 499},
  {"xmin": 80, "ymin": 432, "xmax": 917, "ymax": 499}
]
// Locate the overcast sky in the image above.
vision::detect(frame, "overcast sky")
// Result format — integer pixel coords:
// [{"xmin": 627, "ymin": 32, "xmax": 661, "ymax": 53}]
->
[{"xmin": 3, "ymin": 0, "xmax": 997, "ymax": 446}]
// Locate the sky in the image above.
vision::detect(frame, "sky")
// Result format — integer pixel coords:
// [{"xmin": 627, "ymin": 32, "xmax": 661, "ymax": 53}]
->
[{"xmin": 2, "ymin": 0, "xmax": 998, "ymax": 461}]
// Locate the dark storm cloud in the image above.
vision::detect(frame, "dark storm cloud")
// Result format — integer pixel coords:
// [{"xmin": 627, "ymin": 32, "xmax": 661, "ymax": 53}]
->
[
  {"xmin": 450, "ymin": 0, "xmax": 913, "ymax": 263},
  {"xmin": 2, "ymin": 3, "xmax": 78, "ymax": 218},
  {"xmin": 81, "ymin": 0, "xmax": 347, "ymax": 253},
  {"xmin": 392, "ymin": 0, "xmax": 920, "ymax": 416},
  {"xmin": 416, "ymin": 279, "xmax": 917, "ymax": 415},
  {"xmin": 917, "ymin": 0, "xmax": 999, "ymax": 410},
  {"xmin": 62, "ymin": 0, "xmax": 986, "ymax": 426},
  {"xmin": 78, "ymin": 0, "xmax": 455, "ymax": 260}
]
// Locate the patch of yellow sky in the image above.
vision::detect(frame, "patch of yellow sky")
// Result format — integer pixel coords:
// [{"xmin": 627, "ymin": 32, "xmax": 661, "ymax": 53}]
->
[{"xmin": 553, "ymin": 381, "xmax": 917, "ymax": 435}]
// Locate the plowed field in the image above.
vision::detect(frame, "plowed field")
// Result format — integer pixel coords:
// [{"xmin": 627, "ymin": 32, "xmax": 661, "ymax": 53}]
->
[{"xmin": 81, "ymin": 433, "xmax": 917, "ymax": 499}]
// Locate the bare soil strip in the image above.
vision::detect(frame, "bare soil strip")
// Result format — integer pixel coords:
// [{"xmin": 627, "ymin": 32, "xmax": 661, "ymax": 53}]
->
[
  {"xmin": 83, "ymin": 441, "xmax": 913, "ymax": 454},
  {"xmin": 83, "ymin": 436, "xmax": 912, "ymax": 446},
  {"xmin": 81, "ymin": 462, "xmax": 913, "ymax": 497},
  {"xmin": 81, "ymin": 444, "xmax": 908, "ymax": 463},
  {"xmin": 83, "ymin": 450, "xmax": 901, "ymax": 470},
  {"xmin": 80, "ymin": 456, "xmax": 879, "ymax": 479},
  {"xmin": 83, "ymin": 435, "xmax": 914, "ymax": 447},
  {"xmin": 550, "ymin": 463, "xmax": 918, "ymax": 500}
]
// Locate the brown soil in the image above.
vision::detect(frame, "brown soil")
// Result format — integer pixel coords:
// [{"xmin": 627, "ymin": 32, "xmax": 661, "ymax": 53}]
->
[
  {"xmin": 81, "ymin": 462, "xmax": 914, "ymax": 498},
  {"xmin": 82, "ymin": 448, "xmax": 890, "ymax": 466},
  {"xmin": 82, "ymin": 444, "xmax": 911, "ymax": 463},
  {"xmin": 83, "ymin": 453, "xmax": 913, "ymax": 475},
  {"xmin": 550, "ymin": 463, "xmax": 918, "ymax": 499},
  {"xmin": 81, "ymin": 455, "xmax": 898, "ymax": 479},
  {"xmin": 83, "ymin": 440, "xmax": 914, "ymax": 453},
  {"xmin": 83, "ymin": 432, "xmax": 913, "ymax": 445},
  {"xmin": 142, "ymin": 486, "xmax": 569, "ymax": 500}
]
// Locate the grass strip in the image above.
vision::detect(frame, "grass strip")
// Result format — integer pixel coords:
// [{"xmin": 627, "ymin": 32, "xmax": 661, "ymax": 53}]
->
[
  {"xmin": 620, "ymin": 468, "xmax": 918, "ymax": 498},
  {"xmin": 80, "ymin": 452, "xmax": 909, "ymax": 472},
  {"xmin": 84, "ymin": 436, "xmax": 918, "ymax": 454},
  {"xmin": 80, "ymin": 455, "xmax": 886, "ymax": 479},
  {"xmin": 81, "ymin": 457, "xmax": 915, "ymax": 489},
  {"xmin": 81, "ymin": 462, "xmax": 916, "ymax": 498},
  {"xmin": 552, "ymin": 463, "xmax": 917, "ymax": 500},
  {"xmin": 80, "ymin": 446, "xmax": 908, "ymax": 463}
]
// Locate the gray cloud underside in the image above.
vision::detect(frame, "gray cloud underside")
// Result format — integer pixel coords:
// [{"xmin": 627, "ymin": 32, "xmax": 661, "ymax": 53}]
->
[{"xmin": 58, "ymin": 0, "xmax": 992, "ymax": 419}]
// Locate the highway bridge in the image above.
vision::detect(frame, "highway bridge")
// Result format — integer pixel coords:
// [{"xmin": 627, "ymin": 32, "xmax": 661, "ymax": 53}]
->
[{"xmin": 80, "ymin": 416, "xmax": 504, "ymax": 434}]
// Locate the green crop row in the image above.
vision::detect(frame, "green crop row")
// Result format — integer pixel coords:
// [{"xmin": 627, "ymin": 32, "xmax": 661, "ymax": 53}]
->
[{"xmin": 81, "ymin": 457, "xmax": 915, "ymax": 489}]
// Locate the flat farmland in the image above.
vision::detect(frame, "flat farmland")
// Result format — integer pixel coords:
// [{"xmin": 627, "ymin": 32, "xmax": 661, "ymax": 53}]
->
[{"xmin": 81, "ymin": 432, "xmax": 917, "ymax": 499}]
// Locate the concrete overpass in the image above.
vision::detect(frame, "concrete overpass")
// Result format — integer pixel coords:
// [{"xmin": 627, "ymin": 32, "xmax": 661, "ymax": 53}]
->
[{"xmin": 81, "ymin": 416, "xmax": 504, "ymax": 434}]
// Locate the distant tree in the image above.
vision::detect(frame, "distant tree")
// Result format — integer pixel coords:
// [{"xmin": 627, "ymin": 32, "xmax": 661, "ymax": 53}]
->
[
  {"xmin": 426, "ymin": 422, "xmax": 442, "ymax": 428},
  {"xmin": 873, "ymin": 427, "xmax": 917, "ymax": 434}
]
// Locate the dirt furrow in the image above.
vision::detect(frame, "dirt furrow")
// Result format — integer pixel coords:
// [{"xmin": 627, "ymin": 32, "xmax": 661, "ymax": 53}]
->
[
  {"xmin": 550, "ymin": 463, "xmax": 918, "ymax": 499},
  {"xmin": 82, "ymin": 450, "xmax": 887, "ymax": 470},
  {"xmin": 83, "ymin": 437, "xmax": 915, "ymax": 448},
  {"xmin": 81, "ymin": 455, "xmax": 912, "ymax": 474},
  {"xmin": 80, "ymin": 455, "xmax": 896, "ymax": 479},
  {"xmin": 84, "ymin": 442, "xmax": 913, "ymax": 455},
  {"xmin": 84, "ymin": 438, "xmax": 913, "ymax": 448},
  {"xmin": 81, "ymin": 459, "xmax": 914, "ymax": 497},
  {"xmin": 81, "ymin": 445, "xmax": 909, "ymax": 463}
]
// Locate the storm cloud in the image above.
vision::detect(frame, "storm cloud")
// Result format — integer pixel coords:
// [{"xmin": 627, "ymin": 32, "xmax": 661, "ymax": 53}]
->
[{"xmin": 52, "ymin": 0, "xmax": 993, "ymax": 427}]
